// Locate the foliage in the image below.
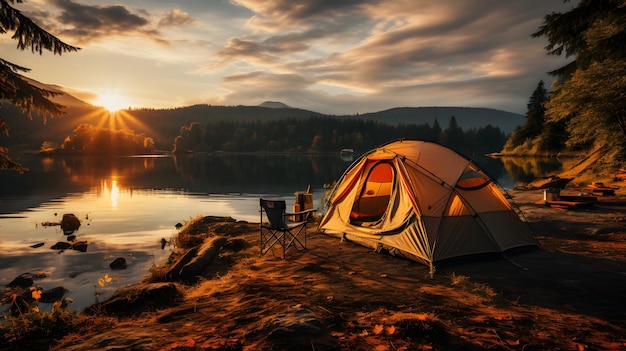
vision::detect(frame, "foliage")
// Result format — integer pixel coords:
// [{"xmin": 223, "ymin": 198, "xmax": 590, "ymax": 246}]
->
[
  {"xmin": 0, "ymin": 0, "xmax": 79, "ymax": 171},
  {"xmin": 532, "ymin": 0, "xmax": 626, "ymax": 163},
  {"xmin": 1, "ymin": 286, "xmax": 80, "ymax": 350},
  {"xmin": 174, "ymin": 116, "xmax": 507, "ymax": 157},
  {"xmin": 54, "ymin": 124, "xmax": 156, "ymax": 155},
  {"xmin": 546, "ymin": 60, "xmax": 626, "ymax": 148},
  {"xmin": 503, "ymin": 81, "xmax": 568, "ymax": 154},
  {"xmin": 173, "ymin": 122, "xmax": 205, "ymax": 153}
]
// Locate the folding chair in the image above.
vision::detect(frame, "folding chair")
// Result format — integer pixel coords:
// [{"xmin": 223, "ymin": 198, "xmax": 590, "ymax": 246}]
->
[{"xmin": 260, "ymin": 198, "xmax": 314, "ymax": 258}]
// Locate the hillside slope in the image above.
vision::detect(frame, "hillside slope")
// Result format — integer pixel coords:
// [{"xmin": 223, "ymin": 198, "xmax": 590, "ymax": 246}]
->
[{"xmin": 1, "ymin": 79, "xmax": 525, "ymax": 150}]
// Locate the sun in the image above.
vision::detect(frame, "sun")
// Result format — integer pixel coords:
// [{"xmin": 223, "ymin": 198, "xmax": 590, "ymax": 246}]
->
[{"xmin": 96, "ymin": 92, "xmax": 130, "ymax": 113}]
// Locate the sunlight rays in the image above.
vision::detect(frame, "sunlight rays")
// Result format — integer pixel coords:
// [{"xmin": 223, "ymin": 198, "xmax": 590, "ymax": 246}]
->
[{"xmin": 73, "ymin": 108, "xmax": 157, "ymax": 141}]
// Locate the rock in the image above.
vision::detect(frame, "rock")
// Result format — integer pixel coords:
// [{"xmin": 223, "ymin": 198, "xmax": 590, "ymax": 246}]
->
[
  {"xmin": 178, "ymin": 236, "xmax": 229, "ymax": 282},
  {"xmin": 7, "ymin": 273, "xmax": 34, "ymax": 288},
  {"xmin": 40, "ymin": 286, "xmax": 68, "ymax": 303},
  {"xmin": 71, "ymin": 241, "xmax": 88, "ymax": 252},
  {"xmin": 84, "ymin": 282, "xmax": 182, "ymax": 316},
  {"xmin": 30, "ymin": 242, "xmax": 45, "ymax": 248},
  {"xmin": 67, "ymin": 234, "xmax": 77, "ymax": 241},
  {"xmin": 51, "ymin": 242, "xmax": 71, "ymax": 250},
  {"xmin": 7, "ymin": 272, "xmax": 50, "ymax": 288},
  {"xmin": 165, "ymin": 247, "xmax": 198, "ymax": 281},
  {"xmin": 109, "ymin": 257, "xmax": 127, "ymax": 270},
  {"xmin": 61, "ymin": 213, "xmax": 81, "ymax": 234}
]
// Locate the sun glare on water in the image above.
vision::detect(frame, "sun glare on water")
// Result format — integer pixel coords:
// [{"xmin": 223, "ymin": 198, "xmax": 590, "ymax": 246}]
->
[{"xmin": 96, "ymin": 92, "xmax": 129, "ymax": 113}]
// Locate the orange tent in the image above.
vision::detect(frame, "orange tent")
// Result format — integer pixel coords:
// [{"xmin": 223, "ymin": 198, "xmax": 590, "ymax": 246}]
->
[{"xmin": 319, "ymin": 140, "xmax": 538, "ymax": 275}]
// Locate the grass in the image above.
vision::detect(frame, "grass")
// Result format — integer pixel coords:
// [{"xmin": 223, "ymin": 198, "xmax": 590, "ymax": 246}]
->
[
  {"xmin": 450, "ymin": 272, "xmax": 498, "ymax": 302},
  {"xmin": 0, "ymin": 299, "xmax": 82, "ymax": 350}
]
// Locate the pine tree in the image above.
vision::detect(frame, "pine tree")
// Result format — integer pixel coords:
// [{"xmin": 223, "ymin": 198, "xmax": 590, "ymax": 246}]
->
[
  {"xmin": 1, "ymin": 0, "xmax": 80, "ymax": 171},
  {"xmin": 524, "ymin": 80, "xmax": 548, "ymax": 139},
  {"xmin": 533, "ymin": 0, "xmax": 626, "ymax": 155}
]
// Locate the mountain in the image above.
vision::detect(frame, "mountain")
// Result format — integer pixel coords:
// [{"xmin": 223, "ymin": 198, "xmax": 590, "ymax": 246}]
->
[
  {"xmin": 353, "ymin": 107, "xmax": 524, "ymax": 134},
  {"xmin": 259, "ymin": 101, "xmax": 291, "ymax": 109},
  {"xmin": 1, "ymin": 79, "xmax": 525, "ymax": 151},
  {"xmin": 23, "ymin": 77, "xmax": 92, "ymax": 109}
]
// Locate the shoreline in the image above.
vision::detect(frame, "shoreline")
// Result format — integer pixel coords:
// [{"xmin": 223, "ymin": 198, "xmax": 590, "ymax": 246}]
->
[{"xmin": 32, "ymin": 185, "xmax": 626, "ymax": 350}]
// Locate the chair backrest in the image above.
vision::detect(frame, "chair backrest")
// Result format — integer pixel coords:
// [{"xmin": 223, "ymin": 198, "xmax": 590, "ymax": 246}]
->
[{"xmin": 260, "ymin": 198, "xmax": 286, "ymax": 229}]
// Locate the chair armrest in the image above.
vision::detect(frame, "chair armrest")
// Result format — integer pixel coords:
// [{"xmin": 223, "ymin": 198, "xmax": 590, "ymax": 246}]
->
[{"xmin": 285, "ymin": 208, "xmax": 316, "ymax": 216}]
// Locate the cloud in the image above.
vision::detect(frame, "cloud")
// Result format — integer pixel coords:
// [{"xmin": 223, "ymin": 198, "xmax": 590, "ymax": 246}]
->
[
  {"xmin": 44, "ymin": 0, "xmax": 159, "ymax": 44},
  {"xmin": 231, "ymin": 0, "xmax": 368, "ymax": 30},
  {"xmin": 211, "ymin": 0, "xmax": 570, "ymax": 114},
  {"xmin": 159, "ymin": 9, "xmax": 195, "ymax": 27}
]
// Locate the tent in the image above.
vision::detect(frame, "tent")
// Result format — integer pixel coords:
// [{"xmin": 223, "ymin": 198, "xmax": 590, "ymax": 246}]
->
[{"xmin": 319, "ymin": 140, "xmax": 538, "ymax": 274}]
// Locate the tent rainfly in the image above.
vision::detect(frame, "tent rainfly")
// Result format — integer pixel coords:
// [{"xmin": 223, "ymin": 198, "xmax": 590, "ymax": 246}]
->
[{"xmin": 319, "ymin": 140, "xmax": 538, "ymax": 275}]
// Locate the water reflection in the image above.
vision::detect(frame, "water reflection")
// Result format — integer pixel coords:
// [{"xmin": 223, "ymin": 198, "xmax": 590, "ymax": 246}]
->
[
  {"xmin": 498, "ymin": 156, "xmax": 567, "ymax": 184},
  {"xmin": 0, "ymin": 153, "xmax": 571, "ymax": 216},
  {"xmin": 107, "ymin": 180, "xmax": 120, "ymax": 208}
]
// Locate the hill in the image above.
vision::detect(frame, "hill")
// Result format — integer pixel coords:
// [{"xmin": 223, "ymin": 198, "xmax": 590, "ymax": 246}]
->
[
  {"xmin": 259, "ymin": 101, "xmax": 291, "ymax": 109},
  {"xmin": 355, "ymin": 106, "xmax": 524, "ymax": 134},
  {"xmin": 1, "ymin": 79, "xmax": 525, "ymax": 151}
]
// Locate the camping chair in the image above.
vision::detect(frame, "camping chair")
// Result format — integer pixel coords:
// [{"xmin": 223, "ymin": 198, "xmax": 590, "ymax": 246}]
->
[{"xmin": 260, "ymin": 198, "xmax": 314, "ymax": 258}]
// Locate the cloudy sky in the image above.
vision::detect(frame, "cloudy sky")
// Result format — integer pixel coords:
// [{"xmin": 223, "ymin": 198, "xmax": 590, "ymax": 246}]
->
[{"xmin": 1, "ymin": 0, "xmax": 573, "ymax": 115}]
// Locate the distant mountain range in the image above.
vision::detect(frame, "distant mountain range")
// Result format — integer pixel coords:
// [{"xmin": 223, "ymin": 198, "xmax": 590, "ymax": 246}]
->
[{"xmin": 1, "ymin": 78, "xmax": 525, "ymax": 150}]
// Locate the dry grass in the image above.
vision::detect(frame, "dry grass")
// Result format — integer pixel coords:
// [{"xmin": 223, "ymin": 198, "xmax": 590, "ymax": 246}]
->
[{"xmin": 38, "ymin": 199, "xmax": 626, "ymax": 351}]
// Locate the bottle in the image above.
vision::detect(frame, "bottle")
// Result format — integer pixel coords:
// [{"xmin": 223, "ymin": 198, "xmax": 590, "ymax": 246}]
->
[{"xmin": 293, "ymin": 202, "xmax": 301, "ymax": 221}]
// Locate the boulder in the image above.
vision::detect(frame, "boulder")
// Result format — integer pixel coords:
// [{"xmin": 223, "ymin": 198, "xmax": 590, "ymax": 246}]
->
[
  {"xmin": 109, "ymin": 257, "xmax": 127, "ymax": 270},
  {"xmin": 51, "ymin": 242, "xmax": 71, "ymax": 250},
  {"xmin": 40, "ymin": 286, "xmax": 68, "ymax": 303},
  {"xmin": 61, "ymin": 213, "xmax": 81, "ymax": 234},
  {"xmin": 165, "ymin": 247, "xmax": 198, "ymax": 281},
  {"xmin": 178, "ymin": 236, "xmax": 228, "ymax": 282},
  {"xmin": 71, "ymin": 241, "xmax": 88, "ymax": 252},
  {"xmin": 84, "ymin": 282, "xmax": 182, "ymax": 316},
  {"xmin": 7, "ymin": 273, "xmax": 34, "ymax": 288}
]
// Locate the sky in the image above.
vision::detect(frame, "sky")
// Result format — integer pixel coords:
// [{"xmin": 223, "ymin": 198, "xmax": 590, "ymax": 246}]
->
[{"xmin": 1, "ymin": 0, "xmax": 574, "ymax": 115}]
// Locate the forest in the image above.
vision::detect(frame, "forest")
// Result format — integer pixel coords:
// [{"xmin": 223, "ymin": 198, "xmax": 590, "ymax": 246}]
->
[{"xmin": 172, "ymin": 116, "xmax": 506, "ymax": 158}]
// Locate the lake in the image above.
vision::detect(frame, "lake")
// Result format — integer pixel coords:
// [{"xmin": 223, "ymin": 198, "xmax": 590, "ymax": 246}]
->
[{"xmin": 0, "ymin": 152, "xmax": 564, "ymax": 313}]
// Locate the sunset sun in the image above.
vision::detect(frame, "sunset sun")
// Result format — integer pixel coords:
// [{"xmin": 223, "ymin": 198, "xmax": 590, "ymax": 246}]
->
[{"xmin": 96, "ymin": 92, "xmax": 129, "ymax": 113}]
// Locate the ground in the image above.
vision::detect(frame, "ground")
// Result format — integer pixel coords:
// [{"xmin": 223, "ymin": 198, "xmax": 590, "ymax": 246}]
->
[{"xmin": 34, "ymin": 186, "xmax": 626, "ymax": 351}]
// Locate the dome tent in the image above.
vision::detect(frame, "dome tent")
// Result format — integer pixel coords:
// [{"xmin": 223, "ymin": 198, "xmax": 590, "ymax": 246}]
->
[{"xmin": 319, "ymin": 139, "xmax": 538, "ymax": 275}]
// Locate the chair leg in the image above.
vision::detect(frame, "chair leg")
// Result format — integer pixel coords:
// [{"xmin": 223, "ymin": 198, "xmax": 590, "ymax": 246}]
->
[
  {"xmin": 260, "ymin": 228, "xmax": 285, "ymax": 257},
  {"xmin": 285, "ymin": 225, "xmax": 307, "ymax": 251},
  {"xmin": 283, "ymin": 229, "xmax": 286, "ymax": 259}
]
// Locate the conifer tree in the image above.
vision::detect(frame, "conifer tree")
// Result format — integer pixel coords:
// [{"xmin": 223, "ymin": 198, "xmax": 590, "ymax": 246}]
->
[
  {"xmin": 533, "ymin": 0, "xmax": 626, "ymax": 155},
  {"xmin": 1, "ymin": 0, "xmax": 79, "ymax": 171}
]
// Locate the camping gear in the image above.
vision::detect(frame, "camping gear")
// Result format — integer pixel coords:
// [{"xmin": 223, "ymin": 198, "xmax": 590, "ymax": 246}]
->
[
  {"xmin": 587, "ymin": 182, "xmax": 618, "ymax": 196},
  {"xmin": 319, "ymin": 140, "xmax": 538, "ymax": 275},
  {"xmin": 260, "ymin": 198, "xmax": 314, "ymax": 258}
]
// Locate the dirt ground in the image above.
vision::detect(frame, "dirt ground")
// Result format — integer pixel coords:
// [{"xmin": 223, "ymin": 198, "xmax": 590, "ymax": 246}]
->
[{"xmin": 46, "ymin": 187, "xmax": 626, "ymax": 351}]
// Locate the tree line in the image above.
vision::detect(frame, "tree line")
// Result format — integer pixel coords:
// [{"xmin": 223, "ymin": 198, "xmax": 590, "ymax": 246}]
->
[
  {"xmin": 41, "ymin": 124, "xmax": 156, "ymax": 155},
  {"xmin": 173, "ymin": 116, "xmax": 506, "ymax": 157}
]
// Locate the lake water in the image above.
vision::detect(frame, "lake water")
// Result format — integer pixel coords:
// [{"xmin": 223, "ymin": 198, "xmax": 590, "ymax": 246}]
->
[{"xmin": 0, "ymin": 153, "xmax": 564, "ymax": 313}]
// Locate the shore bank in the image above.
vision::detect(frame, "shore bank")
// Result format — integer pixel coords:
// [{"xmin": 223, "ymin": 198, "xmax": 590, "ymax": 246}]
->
[{"xmin": 23, "ymin": 185, "xmax": 622, "ymax": 351}]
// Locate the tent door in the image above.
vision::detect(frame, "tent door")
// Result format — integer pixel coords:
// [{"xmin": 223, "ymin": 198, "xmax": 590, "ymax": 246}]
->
[{"xmin": 350, "ymin": 162, "xmax": 395, "ymax": 225}]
